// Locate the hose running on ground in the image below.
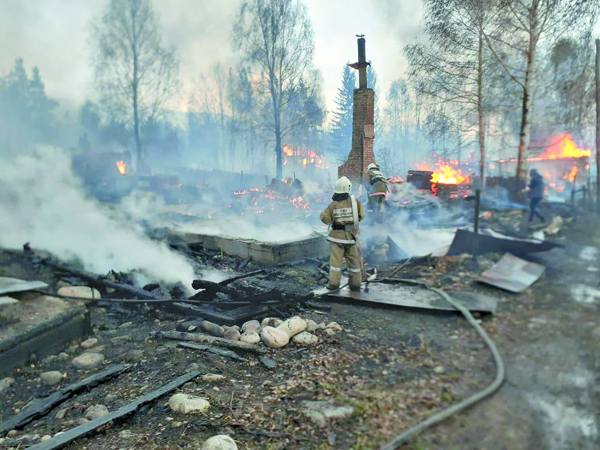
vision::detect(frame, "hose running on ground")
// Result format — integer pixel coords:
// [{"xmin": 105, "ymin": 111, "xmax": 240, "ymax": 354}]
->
[{"xmin": 379, "ymin": 279, "xmax": 505, "ymax": 450}]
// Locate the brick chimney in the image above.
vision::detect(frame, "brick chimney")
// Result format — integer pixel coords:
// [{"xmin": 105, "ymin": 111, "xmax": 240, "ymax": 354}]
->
[{"xmin": 338, "ymin": 35, "xmax": 376, "ymax": 187}]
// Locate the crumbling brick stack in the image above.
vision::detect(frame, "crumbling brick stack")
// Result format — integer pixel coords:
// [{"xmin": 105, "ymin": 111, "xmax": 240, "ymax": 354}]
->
[
  {"xmin": 338, "ymin": 88, "xmax": 375, "ymax": 185},
  {"xmin": 338, "ymin": 36, "xmax": 376, "ymax": 187}
]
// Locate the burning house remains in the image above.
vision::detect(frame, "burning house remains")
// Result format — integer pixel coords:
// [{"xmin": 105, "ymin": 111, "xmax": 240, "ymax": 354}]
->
[{"xmin": 1, "ymin": 2, "xmax": 600, "ymax": 447}]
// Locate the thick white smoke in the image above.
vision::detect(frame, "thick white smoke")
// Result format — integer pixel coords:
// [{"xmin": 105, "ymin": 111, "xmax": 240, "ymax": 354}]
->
[{"xmin": 0, "ymin": 147, "xmax": 196, "ymax": 288}]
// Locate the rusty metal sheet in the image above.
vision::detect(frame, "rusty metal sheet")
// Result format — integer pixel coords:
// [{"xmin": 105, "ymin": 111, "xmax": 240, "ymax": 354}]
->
[
  {"xmin": 478, "ymin": 253, "xmax": 544, "ymax": 293},
  {"xmin": 313, "ymin": 281, "xmax": 497, "ymax": 313},
  {"xmin": 0, "ymin": 277, "xmax": 48, "ymax": 296}
]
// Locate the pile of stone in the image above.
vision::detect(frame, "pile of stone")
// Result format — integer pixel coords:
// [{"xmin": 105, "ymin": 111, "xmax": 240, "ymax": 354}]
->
[{"xmin": 177, "ymin": 316, "xmax": 344, "ymax": 349}]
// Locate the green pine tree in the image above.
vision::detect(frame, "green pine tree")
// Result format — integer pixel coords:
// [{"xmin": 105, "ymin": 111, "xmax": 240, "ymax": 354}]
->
[{"xmin": 330, "ymin": 65, "xmax": 356, "ymax": 158}]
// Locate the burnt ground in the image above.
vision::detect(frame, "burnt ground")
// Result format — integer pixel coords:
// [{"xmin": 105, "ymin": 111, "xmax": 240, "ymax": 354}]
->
[{"xmin": 0, "ymin": 212, "xmax": 599, "ymax": 450}]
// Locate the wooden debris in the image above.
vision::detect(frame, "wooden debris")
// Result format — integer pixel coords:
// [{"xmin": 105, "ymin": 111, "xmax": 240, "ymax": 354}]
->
[
  {"xmin": 176, "ymin": 341, "xmax": 247, "ymax": 362},
  {"xmin": 0, "ymin": 364, "xmax": 130, "ymax": 435},
  {"xmin": 218, "ymin": 269, "xmax": 266, "ymax": 286},
  {"xmin": 236, "ymin": 257, "xmax": 252, "ymax": 271},
  {"xmin": 160, "ymin": 331, "xmax": 266, "ymax": 354},
  {"xmin": 43, "ymin": 260, "xmax": 156, "ymax": 300},
  {"xmin": 191, "ymin": 279, "xmax": 239, "ymax": 297},
  {"xmin": 167, "ymin": 302, "xmax": 271, "ymax": 326},
  {"xmin": 28, "ymin": 371, "xmax": 200, "ymax": 450}
]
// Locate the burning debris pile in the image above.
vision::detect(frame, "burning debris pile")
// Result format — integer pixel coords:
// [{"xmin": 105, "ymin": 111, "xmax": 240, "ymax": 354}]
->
[
  {"xmin": 282, "ymin": 145, "xmax": 331, "ymax": 171},
  {"xmin": 490, "ymin": 133, "xmax": 592, "ymax": 196},
  {"xmin": 231, "ymin": 178, "xmax": 324, "ymax": 217},
  {"xmin": 406, "ymin": 161, "xmax": 472, "ymax": 200}
]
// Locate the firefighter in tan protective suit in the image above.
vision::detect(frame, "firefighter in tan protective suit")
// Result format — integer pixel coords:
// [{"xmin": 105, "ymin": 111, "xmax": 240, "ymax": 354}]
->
[
  {"xmin": 320, "ymin": 176, "xmax": 366, "ymax": 291},
  {"xmin": 365, "ymin": 163, "xmax": 389, "ymax": 223}
]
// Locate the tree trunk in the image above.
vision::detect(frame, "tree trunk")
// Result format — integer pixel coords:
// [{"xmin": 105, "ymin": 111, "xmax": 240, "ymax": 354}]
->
[
  {"xmin": 275, "ymin": 119, "xmax": 283, "ymax": 180},
  {"xmin": 272, "ymin": 94, "xmax": 283, "ymax": 179},
  {"xmin": 516, "ymin": 31, "xmax": 536, "ymax": 188},
  {"xmin": 133, "ymin": 78, "xmax": 142, "ymax": 167},
  {"xmin": 131, "ymin": 7, "xmax": 142, "ymax": 169},
  {"xmin": 595, "ymin": 39, "xmax": 600, "ymax": 211},
  {"xmin": 477, "ymin": 30, "xmax": 486, "ymax": 189}
]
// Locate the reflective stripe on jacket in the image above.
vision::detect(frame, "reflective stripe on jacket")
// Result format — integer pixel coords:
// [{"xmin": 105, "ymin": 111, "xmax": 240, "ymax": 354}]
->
[{"xmin": 320, "ymin": 196, "xmax": 366, "ymax": 245}]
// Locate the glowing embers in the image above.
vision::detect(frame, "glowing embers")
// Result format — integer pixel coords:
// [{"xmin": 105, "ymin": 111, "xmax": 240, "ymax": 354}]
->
[
  {"xmin": 232, "ymin": 188, "xmax": 312, "ymax": 215},
  {"xmin": 282, "ymin": 145, "xmax": 330, "ymax": 169},
  {"xmin": 116, "ymin": 160, "xmax": 127, "ymax": 175}
]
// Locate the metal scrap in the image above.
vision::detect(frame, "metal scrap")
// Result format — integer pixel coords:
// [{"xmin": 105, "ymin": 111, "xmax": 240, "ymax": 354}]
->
[
  {"xmin": 478, "ymin": 253, "xmax": 545, "ymax": 293},
  {"xmin": 0, "ymin": 277, "xmax": 48, "ymax": 296}
]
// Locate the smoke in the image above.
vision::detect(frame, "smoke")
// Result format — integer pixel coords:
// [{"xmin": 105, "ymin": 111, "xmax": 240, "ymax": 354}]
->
[
  {"xmin": 362, "ymin": 183, "xmax": 458, "ymax": 257},
  {"xmin": 176, "ymin": 218, "xmax": 321, "ymax": 243},
  {"xmin": 0, "ymin": 147, "xmax": 196, "ymax": 288}
]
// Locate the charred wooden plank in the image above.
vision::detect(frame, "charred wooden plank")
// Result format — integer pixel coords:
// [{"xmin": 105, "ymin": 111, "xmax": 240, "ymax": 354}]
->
[
  {"xmin": 166, "ymin": 302, "xmax": 271, "ymax": 326},
  {"xmin": 176, "ymin": 341, "xmax": 247, "ymax": 361},
  {"xmin": 191, "ymin": 279, "xmax": 239, "ymax": 297},
  {"xmin": 218, "ymin": 269, "xmax": 266, "ymax": 286},
  {"xmin": 42, "ymin": 260, "xmax": 156, "ymax": 299},
  {"xmin": 160, "ymin": 331, "xmax": 266, "ymax": 353},
  {"xmin": 28, "ymin": 371, "xmax": 200, "ymax": 450},
  {"xmin": 0, "ymin": 364, "xmax": 130, "ymax": 435},
  {"xmin": 237, "ymin": 257, "xmax": 251, "ymax": 271}
]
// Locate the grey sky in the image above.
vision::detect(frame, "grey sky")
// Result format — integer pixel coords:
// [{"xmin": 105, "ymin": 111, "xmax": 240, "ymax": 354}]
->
[{"xmin": 0, "ymin": 0, "xmax": 423, "ymax": 119}]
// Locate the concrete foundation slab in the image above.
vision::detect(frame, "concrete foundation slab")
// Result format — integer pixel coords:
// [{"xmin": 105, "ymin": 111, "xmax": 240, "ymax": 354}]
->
[
  {"xmin": 0, "ymin": 294, "xmax": 90, "ymax": 377},
  {"xmin": 175, "ymin": 231, "xmax": 329, "ymax": 265}
]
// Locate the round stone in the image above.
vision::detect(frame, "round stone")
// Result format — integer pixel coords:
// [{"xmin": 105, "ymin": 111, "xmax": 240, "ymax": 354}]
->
[
  {"xmin": 168, "ymin": 394, "xmax": 210, "ymax": 414},
  {"xmin": 200, "ymin": 435, "xmax": 238, "ymax": 450},
  {"xmin": 240, "ymin": 331, "xmax": 260, "ymax": 344},
  {"xmin": 292, "ymin": 332, "xmax": 319, "ymax": 345},
  {"xmin": 40, "ymin": 371, "xmax": 64, "ymax": 386},
  {"xmin": 223, "ymin": 328, "xmax": 241, "ymax": 341},
  {"xmin": 84, "ymin": 405, "xmax": 109, "ymax": 420},
  {"xmin": 72, "ymin": 352, "xmax": 104, "ymax": 369},
  {"xmin": 80, "ymin": 337, "xmax": 99, "ymax": 349},
  {"xmin": 261, "ymin": 326, "xmax": 289, "ymax": 348},
  {"xmin": 277, "ymin": 316, "xmax": 307, "ymax": 337}
]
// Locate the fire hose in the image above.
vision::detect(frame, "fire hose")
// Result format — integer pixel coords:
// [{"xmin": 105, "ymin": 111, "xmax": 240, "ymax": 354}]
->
[{"xmin": 378, "ymin": 279, "xmax": 505, "ymax": 449}]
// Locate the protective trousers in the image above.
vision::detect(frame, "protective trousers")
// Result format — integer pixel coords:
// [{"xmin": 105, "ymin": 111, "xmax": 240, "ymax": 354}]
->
[
  {"xmin": 368, "ymin": 195, "xmax": 386, "ymax": 223},
  {"xmin": 328, "ymin": 241, "xmax": 362, "ymax": 289}
]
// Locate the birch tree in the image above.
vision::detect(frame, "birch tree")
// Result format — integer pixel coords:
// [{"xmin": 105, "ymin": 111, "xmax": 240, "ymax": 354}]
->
[
  {"xmin": 405, "ymin": 0, "xmax": 494, "ymax": 186},
  {"xmin": 233, "ymin": 0, "xmax": 318, "ymax": 179},
  {"xmin": 484, "ymin": 0, "xmax": 597, "ymax": 183},
  {"xmin": 91, "ymin": 0, "xmax": 180, "ymax": 167}
]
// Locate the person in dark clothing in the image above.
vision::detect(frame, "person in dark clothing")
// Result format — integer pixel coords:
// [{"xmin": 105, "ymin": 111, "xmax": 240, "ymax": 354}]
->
[{"xmin": 528, "ymin": 169, "xmax": 545, "ymax": 223}]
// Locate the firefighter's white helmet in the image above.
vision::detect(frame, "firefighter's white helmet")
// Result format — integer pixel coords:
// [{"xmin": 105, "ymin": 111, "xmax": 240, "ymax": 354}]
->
[
  {"xmin": 367, "ymin": 163, "xmax": 379, "ymax": 171},
  {"xmin": 334, "ymin": 176, "xmax": 352, "ymax": 194}
]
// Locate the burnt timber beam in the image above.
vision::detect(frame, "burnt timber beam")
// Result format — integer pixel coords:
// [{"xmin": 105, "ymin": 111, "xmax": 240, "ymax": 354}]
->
[
  {"xmin": 0, "ymin": 364, "xmax": 130, "ymax": 435},
  {"xmin": 28, "ymin": 371, "xmax": 200, "ymax": 450}
]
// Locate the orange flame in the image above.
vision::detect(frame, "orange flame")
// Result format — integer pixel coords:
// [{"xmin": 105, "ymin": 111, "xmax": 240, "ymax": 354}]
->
[
  {"xmin": 414, "ymin": 162, "xmax": 432, "ymax": 171},
  {"xmin": 431, "ymin": 165, "xmax": 470, "ymax": 185},
  {"xmin": 535, "ymin": 133, "xmax": 591, "ymax": 160},
  {"xmin": 563, "ymin": 166, "xmax": 579, "ymax": 183},
  {"xmin": 116, "ymin": 160, "xmax": 127, "ymax": 175},
  {"xmin": 387, "ymin": 177, "xmax": 405, "ymax": 183},
  {"xmin": 282, "ymin": 145, "xmax": 330, "ymax": 170}
]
